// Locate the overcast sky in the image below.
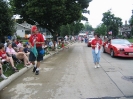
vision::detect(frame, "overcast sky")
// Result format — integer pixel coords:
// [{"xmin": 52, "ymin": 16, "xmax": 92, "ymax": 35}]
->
[{"xmin": 81, "ymin": 0, "xmax": 133, "ymax": 28}]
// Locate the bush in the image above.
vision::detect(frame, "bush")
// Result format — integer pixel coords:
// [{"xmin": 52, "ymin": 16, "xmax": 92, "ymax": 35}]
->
[
  {"xmin": 117, "ymin": 35, "xmax": 123, "ymax": 38},
  {"xmin": 16, "ymin": 35, "xmax": 22, "ymax": 40}
]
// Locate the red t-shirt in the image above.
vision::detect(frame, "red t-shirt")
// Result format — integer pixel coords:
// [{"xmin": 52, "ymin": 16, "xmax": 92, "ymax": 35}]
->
[
  {"xmin": 91, "ymin": 38, "xmax": 102, "ymax": 49},
  {"xmin": 0, "ymin": 51, "xmax": 7, "ymax": 59},
  {"xmin": 29, "ymin": 33, "xmax": 44, "ymax": 47}
]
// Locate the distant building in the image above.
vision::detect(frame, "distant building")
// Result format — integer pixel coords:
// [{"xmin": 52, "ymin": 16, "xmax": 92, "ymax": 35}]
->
[
  {"xmin": 119, "ymin": 21, "xmax": 131, "ymax": 37},
  {"xmin": 15, "ymin": 21, "xmax": 32, "ymax": 38},
  {"xmin": 15, "ymin": 21, "xmax": 52, "ymax": 39}
]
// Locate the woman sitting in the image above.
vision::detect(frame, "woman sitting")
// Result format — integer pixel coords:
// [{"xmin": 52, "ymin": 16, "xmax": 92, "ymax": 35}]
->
[
  {"xmin": 0, "ymin": 44, "xmax": 18, "ymax": 72},
  {"xmin": 6, "ymin": 43, "xmax": 30, "ymax": 67}
]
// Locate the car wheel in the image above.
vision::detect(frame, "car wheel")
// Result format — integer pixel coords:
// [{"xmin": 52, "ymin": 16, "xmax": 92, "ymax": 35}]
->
[
  {"xmin": 103, "ymin": 46, "xmax": 106, "ymax": 53},
  {"xmin": 110, "ymin": 49, "xmax": 115, "ymax": 57}
]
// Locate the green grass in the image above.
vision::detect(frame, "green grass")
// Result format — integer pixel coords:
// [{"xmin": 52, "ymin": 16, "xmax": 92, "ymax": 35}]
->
[
  {"xmin": 127, "ymin": 39, "xmax": 133, "ymax": 43},
  {"xmin": 21, "ymin": 39, "xmax": 28, "ymax": 43},
  {"xmin": 0, "ymin": 63, "xmax": 24, "ymax": 82}
]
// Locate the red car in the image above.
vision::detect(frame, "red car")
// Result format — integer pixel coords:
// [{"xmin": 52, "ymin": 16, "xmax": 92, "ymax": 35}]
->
[
  {"xmin": 87, "ymin": 37, "xmax": 95, "ymax": 47},
  {"xmin": 103, "ymin": 39, "xmax": 133, "ymax": 57}
]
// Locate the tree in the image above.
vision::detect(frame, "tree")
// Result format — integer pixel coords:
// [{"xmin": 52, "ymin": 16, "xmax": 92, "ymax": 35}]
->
[
  {"xmin": 84, "ymin": 22, "xmax": 93, "ymax": 31},
  {"xmin": 129, "ymin": 11, "xmax": 133, "ymax": 36},
  {"xmin": 10, "ymin": 0, "xmax": 92, "ymax": 36},
  {"xmin": 59, "ymin": 22, "xmax": 84, "ymax": 37},
  {"xmin": 0, "ymin": 0, "xmax": 14, "ymax": 41},
  {"xmin": 94, "ymin": 24, "xmax": 107, "ymax": 36},
  {"xmin": 102, "ymin": 10, "xmax": 122, "ymax": 36}
]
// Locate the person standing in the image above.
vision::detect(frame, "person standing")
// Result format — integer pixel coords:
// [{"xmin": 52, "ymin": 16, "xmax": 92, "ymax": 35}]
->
[
  {"xmin": 91, "ymin": 33, "xmax": 102, "ymax": 68},
  {"xmin": 29, "ymin": 26, "xmax": 44, "ymax": 75}
]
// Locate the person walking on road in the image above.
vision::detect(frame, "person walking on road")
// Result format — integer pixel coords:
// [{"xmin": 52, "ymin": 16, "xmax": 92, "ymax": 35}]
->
[
  {"xmin": 91, "ymin": 33, "xmax": 102, "ymax": 68},
  {"xmin": 29, "ymin": 26, "xmax": 44, "ymax": 75}
]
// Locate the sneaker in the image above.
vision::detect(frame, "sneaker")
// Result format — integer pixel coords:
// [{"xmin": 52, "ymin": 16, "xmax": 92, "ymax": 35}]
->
[
  {"xmin": 97, "ymin": 64, "xmax": 100, "ymax": 68},
  {"xmin": 33, "ymin": 67, "xmax": 37, "ymax": 72},
  {"xmin": 12, "ymin": 68, "xmax": 19, "ymax": 72},
  {"xmin": 35, "ymin": 70, "xmax": 39, "ymax": 75},
  {"xmin": 1, "ymin": 74, "xmax": 8, "ymax": 80},
  {"xmin": 94, "ymin": 65, "xmax": 97, "ymax": 68}
]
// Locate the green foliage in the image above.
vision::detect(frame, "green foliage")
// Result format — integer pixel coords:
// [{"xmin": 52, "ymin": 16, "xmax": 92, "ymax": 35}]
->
[
  {"xmin": 95, "ymin": 24, "xmax": 107, "ymax": 36},
  {"xmin": 59, "ymin": 22, "xmax": 84, "ymax": 37},
  {"xmin": 16, "ymin": 35, "xmax": 22, "ymax": 40},
  {"xmin": 129, "ymin": 14, "xmax": 133, "ymax": 35},
  {"xmin": 10, "ymin": 0, "xmax": 92, "ymax": 36},
  {"xmin": 84, "ymin": 22, "xmax": 93, "ymax": 31},
  {"xmin": 0, "ymin": 0, "xmax": 14, "ymax": 38},
  {"xmin": 127, "ymin": 39, "xmax": 133, "ymax": 43},
  {"xmin": 102, "ymin": 10, "xmax": 122, "ymax": 36}
]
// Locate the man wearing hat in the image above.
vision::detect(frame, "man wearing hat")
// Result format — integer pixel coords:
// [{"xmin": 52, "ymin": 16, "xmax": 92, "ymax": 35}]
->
[{"xmin": 29, "ymin": 25, "xmax": 44, "ymax": 75}]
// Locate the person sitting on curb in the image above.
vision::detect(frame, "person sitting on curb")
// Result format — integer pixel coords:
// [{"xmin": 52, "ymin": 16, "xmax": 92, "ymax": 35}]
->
[
  {"xmin": 0, "ymin": 63, "xmax": 8, "ymax": 80},
  {"xmin": 23, "ymin": 44, "xmax": 30, "ymax": 57},
  {"xmin": 0, "ymin": 43, "xmax": 19, "ymax": 72},
  {"xmin": 49, "ymin": 40, "xmax": 54, "ymax": 51},
  {"xmin": 6, "ymin": 43, "xmax": 30, "ymax": 67}
]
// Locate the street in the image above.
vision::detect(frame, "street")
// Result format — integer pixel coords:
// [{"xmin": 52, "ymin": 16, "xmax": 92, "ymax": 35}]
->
[{"xmin": 0, "ymin": 42, "xmax": 133, "ymax": 99}]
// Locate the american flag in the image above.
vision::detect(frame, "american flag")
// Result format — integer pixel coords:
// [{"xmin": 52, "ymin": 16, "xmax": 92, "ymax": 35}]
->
[{"xmin": 108, "ymin": 31, "xmax": 112, "ymax": 34}]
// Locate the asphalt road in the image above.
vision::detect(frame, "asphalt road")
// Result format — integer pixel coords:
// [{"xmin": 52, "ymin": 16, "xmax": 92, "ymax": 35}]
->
[{"xmin": 0, "ymin": 42, "xmax": 133, "ymax": 99}]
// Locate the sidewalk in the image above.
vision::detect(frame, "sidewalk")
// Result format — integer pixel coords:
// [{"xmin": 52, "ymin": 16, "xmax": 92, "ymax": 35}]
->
[{"xmin": 0, "ymin": 48, "xmax": 63, "ymax": 91}]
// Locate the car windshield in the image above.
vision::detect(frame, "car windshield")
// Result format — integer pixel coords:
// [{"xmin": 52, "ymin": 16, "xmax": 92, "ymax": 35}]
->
[
  {"xmin": 89, "ymin": 35, "xmax": 93, "ymax": 38},
  {"xmin": 111, "ymin": 39, "xmax": 131, "ymax": 45}
]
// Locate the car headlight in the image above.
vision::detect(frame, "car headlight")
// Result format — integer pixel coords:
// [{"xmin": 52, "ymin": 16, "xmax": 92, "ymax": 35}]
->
[{"xmin": 119, "ymin": 48, "xmax": 124, "ymax": 51}]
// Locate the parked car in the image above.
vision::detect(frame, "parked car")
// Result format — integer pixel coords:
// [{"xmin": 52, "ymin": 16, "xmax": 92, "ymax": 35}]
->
[
  {"xmin": 103, "ymin": 39, "xmax": 133, "ymax": 57},
  {"xmin": 87, "ymin": 37, "xmax": 95, "ymax": 47}
]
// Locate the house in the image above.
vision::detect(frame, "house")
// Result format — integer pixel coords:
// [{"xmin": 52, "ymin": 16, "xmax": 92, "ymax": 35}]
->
[
  {"xmin": 15, "ymin": 21, "xmax": 32, "ymax": 38},
  {"xmin": 15, "ymin": 21, "xmax": 53, "ymax": 39},
  {"xmin": 119, "ymin": 21, "xmax": 131, "ymax": 37}
]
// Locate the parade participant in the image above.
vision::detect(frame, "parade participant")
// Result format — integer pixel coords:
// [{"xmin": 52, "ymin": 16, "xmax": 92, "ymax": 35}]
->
[
  {"xmin": 91, "ymin": 33, "xmax": 102, "ymax": 68},
  {"xmin": 29, "ymin": 25, "xmax": 44, "ymax": 75}
]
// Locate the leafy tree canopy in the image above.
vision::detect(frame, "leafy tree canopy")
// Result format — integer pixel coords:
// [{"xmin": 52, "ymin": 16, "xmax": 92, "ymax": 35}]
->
[
  {"xmin": 84, "ymin": 22, "xmax": 93, "ymax": 31},
  {"xmin": 10, "ymin": 0, "xmax": 92, "ymax": 35},
  {"xmin": 94, "ymin": 23, "xmax": 107, "ymax": 36},
  {"xmin": 102, "ymin": 10, "xmax": 122, "ymax": 36},
  {"xmin": 129, "ymin": 11, "xmax": 133, "ymax": 36},
  {"xmin": 0, "ymin": 0, "xmax": 14, "ymax": 38},
  {"xmin": 59, "ymin": 22, "xmax": 84, "ymax": 37}
]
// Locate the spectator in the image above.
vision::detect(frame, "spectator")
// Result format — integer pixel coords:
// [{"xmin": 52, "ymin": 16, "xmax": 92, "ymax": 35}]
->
[
  {"xmin": 0, "ymin": 63, "xmax": 8, "ymax": 79},
  {"xmin": 4, "ymin": 39, "xmax": 9, "ymax": 50},
  {"xmin": 6, "ymin": 43, "xmax": 30, "ymax": 67},
  {"xmin": 0, "ymin": 43, "xmax": 19, "ymax": 72},
  {"xmin": 21, "ymin": 45, "xmax": 30, "ymax": 57},
  {"xmin": 17, "ymin": 41, "xmax": 23, "ymax": 49},
  {"xmin": 49, "ymin": 40, "xmax": 54, "ymax": 50},
  {"xmin": 12, "ymin": 39, "xmax": 18, "ymax": 51}
]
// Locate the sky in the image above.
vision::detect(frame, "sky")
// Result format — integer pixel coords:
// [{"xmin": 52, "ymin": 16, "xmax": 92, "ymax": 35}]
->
[{"xmin": 81, "ymin": 0, "xmax": 133, "ymax": 28}]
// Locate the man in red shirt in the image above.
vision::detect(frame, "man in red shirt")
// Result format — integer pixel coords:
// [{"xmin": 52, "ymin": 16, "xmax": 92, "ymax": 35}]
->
[
  {"xmin": 29, "ymin": 25, "xmax": 44, "ymax": 75},
  {"xmin": 91, "ymin": 33, "xmax": 102, "ymax": 68}
]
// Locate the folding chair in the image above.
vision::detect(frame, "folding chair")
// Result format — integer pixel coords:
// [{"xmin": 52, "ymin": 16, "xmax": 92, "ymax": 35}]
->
[{"xmin": 1, "ymin": 60, "xmax": 10, "ymax": 72}]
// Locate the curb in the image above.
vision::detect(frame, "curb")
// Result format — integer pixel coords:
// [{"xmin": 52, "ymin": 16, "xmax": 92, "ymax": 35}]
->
[{"xmin": 0, "ymin": 48, "xmax": 63, "ymax": 91}]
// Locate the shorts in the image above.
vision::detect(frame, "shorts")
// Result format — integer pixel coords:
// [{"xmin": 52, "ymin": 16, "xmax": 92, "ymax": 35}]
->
[{"xmin": 29, "ymin": 47, "xmax": 44, "ymax": 62}]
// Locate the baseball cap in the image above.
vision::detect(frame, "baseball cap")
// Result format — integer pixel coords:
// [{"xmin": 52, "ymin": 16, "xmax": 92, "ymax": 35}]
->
[{"xmin": 31, "ymin": 25, "xmax": 37, "ymax": 32}]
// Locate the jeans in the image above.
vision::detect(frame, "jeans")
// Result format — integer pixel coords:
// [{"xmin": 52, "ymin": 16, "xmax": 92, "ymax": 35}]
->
[{"xmin": 92, "ymin": 49, "xmax": 101, "ymax": 64}]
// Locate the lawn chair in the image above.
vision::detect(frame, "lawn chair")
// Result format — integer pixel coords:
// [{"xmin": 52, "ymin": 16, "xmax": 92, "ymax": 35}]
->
[{"xmin": 0, "ymin": 57, "xmax": 10, "ymax": 72}]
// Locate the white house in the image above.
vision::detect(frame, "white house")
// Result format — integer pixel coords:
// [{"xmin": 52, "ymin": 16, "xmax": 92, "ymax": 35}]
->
[{"xmin": 15, "ymin": 21, "xmax": 32, "ymax": 38}]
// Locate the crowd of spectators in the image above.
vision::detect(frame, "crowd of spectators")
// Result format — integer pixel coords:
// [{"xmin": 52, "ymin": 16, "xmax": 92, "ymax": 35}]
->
[
  {"xmin": 0, "ymin": 38, "xmax": 31, "ymax": 80},
  {"xmin": 0, "ymin": 34, "xmax": 77, "ymax": 80}
]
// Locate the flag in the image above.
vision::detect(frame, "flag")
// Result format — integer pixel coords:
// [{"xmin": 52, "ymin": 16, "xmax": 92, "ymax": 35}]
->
[{"xmin": 108, "ymin": 31, "xmax": 112, "ymax": 35}]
